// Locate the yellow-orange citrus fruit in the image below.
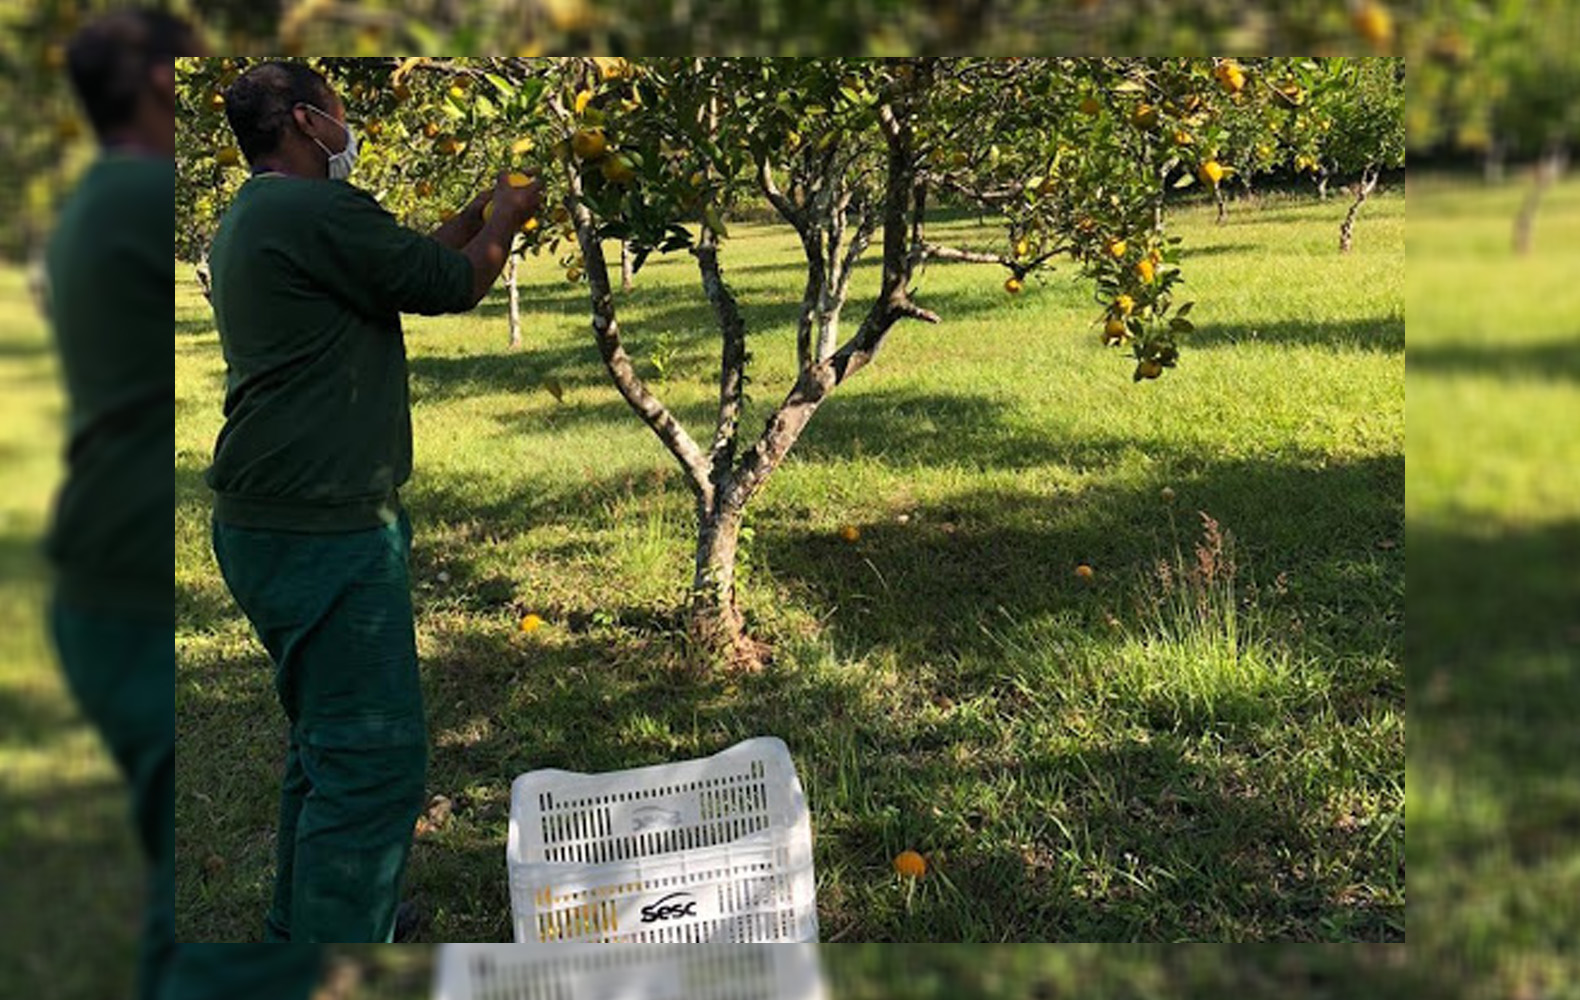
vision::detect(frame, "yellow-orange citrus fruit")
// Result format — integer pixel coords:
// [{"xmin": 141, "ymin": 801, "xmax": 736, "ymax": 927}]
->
[
  {"xmin": 519, "ymin": 613, "xmax": 543, "ymax": 633},
  {"xmin": 1075, "ymin": 564, "xmax": 1095, "ymax": 579},
  {"xmin": 893, "ymin": 850, "xmax": 927, "ymax": 878},
  {"xmin": 1004, "ymin": 276, "xmax": 1023, "ymax": 295},
  {"xmin": 1198, "ymin": 160, "xmax": 1225, "ymax": 186},
  {"xmin": 571, "ymin": 128, "xmax": 607, "ymax": 160},
  {"xmin": 1136, "ymin": 258, "xmax": 1155, "ymax": 283}
]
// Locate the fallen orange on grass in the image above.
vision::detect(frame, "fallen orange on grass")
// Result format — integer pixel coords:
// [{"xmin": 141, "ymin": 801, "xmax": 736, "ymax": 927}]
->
[
  {"xmin": 1074, "ymin": 564, "xmax": 1094, "ymax": 580},
  {"xmin": 519, "ymin": 613, "xmax": 544, "ymax": 633},
  {"xmin": 893, "ymin": 850, "xmax": 927, "ymax": 878},
  {"xmin": 839, "ymin": 524, "xmax": 861, "ymax": 543}
]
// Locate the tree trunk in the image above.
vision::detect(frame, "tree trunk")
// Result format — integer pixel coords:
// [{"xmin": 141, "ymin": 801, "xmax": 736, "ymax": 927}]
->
[
  {"xmin": 1214, "ymin": 184, "xmax": 1227, "ymax": 226},
  {"xmin": 1316, "ymin": 169, "xmax": 1330, "ymax": 201},
  {"xmin": 1484, "ymin": 137, "xmax": 1506, "ymax": 185},
  {"xmin": 620, "ymin": 239, "xmax": 634, "ymax": 291},
  {"xmin": 506, "ymin": 253, "xmax": 522, "ymax": 349},
  {"xmin": 688, "ymin": 503, "xmax": 759, "ymax": 669},
  {"xmin": 1513, "ymin": 146, "xmax": 1567, "ymax": 256},
  {"xmin": 1338, "ymin": 167, "xmax": 1379, "ymax": 254}
]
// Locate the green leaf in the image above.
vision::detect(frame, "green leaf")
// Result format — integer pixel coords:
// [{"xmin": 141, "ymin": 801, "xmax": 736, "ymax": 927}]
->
[
  {"xmin": 1170, "ymin": 317, "xmax": 1195, "ymax": 334},
  {"xmin": 485, "ymin": 73, "xmax": 515, "ymax": 99},
  {"xmin": 1172, "ymin": 172, "xmax": 1196, "ymax": 188}
]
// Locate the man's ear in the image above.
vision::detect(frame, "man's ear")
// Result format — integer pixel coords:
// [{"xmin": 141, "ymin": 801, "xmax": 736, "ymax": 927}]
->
[{"xmin": 150, "ymin": 61, "xmax": 175, "ymax": 110}]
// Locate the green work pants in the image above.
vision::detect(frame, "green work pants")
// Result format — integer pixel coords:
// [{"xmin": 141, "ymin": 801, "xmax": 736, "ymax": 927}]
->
[
  {"xmin": 47, "ymin": 595, "xmax": 173, "ymax": 1000},
  {"xmin": 159, "ymin": 945, "xmax": 324, "ymax": 1000},
  {"xmin": 211, "ymin": 509, "xmax": 427, "ymax": 944}
]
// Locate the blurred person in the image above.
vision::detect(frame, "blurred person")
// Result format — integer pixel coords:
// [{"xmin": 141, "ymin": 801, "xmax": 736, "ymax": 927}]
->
[
  {"xmin": 41, "ymin": 10, "xmax": 196, "ymax": 999},
  {"xmin": 203, "ymin": 59, "xmax": 541, "ymax": 943}
]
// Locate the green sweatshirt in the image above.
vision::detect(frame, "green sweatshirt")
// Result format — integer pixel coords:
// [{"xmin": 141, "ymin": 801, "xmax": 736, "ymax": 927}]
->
[
  {"xmin": 44, "ymin": 153, "xmax": 174, "ymax": 622},
  {"xmin": 206, "ymin": 174, "xmax": 474, "ymax": 533}
]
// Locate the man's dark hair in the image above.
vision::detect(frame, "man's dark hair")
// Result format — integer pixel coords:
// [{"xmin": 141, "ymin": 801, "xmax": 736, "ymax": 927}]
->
[
  {"xmin": 66, "ymin": 9, "xmax": 197, "ymax": 137},
  {"xmin": 224, "ymin": 61, "xmax": 335, "ymax": 165}
]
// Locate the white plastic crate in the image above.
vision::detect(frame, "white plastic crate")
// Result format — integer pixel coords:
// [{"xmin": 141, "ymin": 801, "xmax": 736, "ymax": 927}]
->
[
  {"xmin": 507, "ymin": 736, "xmax": 817, "ymax": 943},
  {"xmin": 435, "ymin": 944, "xmax": 828, "ymax": 1000}
]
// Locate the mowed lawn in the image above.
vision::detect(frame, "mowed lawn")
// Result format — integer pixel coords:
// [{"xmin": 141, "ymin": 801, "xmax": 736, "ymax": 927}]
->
[
  {"xmin": 176, "ymin": 190, "xmax": 1404, "ymax": 943},
  {"xmin": 1408, "ymin": 176, "xmax": 1580, "ymax": 998}
]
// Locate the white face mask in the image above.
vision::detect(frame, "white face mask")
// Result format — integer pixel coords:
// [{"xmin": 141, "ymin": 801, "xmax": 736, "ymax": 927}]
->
[{"xmin": 300, "ymin": 103, "xmax": 358, "ymax": 181}]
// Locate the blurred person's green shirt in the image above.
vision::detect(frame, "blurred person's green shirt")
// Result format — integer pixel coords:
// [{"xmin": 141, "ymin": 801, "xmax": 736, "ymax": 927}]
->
[
  {"xmin": 44, "ymin": 152, "xmax": 174, "ymax": 623},
  {"xmin": 205, "ymin": 174, "xmax": 473, "ymax": 533}
]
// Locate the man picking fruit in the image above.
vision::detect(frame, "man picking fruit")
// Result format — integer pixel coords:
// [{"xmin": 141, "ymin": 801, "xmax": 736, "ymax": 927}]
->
[{"xmin": 203, "ymin": 60, "xmax": 542, "ymax": 944}]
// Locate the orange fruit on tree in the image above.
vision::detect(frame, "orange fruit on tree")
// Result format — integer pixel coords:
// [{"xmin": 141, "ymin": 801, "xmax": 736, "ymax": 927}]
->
[
  {"xmin": 519, "ymin": 613, "xmax": 544, "ymax": 633},
  {"xmin": 1198, "ymin": 160, "xmax": 1225, "ymax": 186},
  {"xmin": 600, "ymin": 152, "xmax": 637, "ymax": 184},
  {"xmin": 1131, "ymin": 103, "xmax": 1158, "ymax": 129},
  {"xmin": 1352, "ymin": 2, "xmax": 1394, "ymax": 48},
  {"xmin": 1113, "ymin": 293, "xmax": 1135, "ymax": 316},
  {"xmin": 1004, "ymin": 276, "xmax": 1023, "ymax": 295},
  {"xmin": 1103, "ymin": 317, "xmax": 1128, "ymax": 345},
  {"xmin": 1134, "ymin": 360, "xmax": 1164, "ymax": 381},
  {"xmin": 1136, "ymin": 258, "xmax": 1155, "ymax": 283},
  {"xmin": 1079, "ymin": 96, "xmax": 1101, "ymax": 115},
  {"xmin": 571, "ymin": 127, "xmax": 607, "ymax": 160},
  {"xmin": 423, "ymin": 121, "xmax": 441, "ymax": 139},
  {"xmin": 1214, "ymin": 60, "xmax": 1246, "ymax": 94},
  {"xmin": 1106, "ymin": 238, "xmax": 1127, "ymax": 259},
  {"xmin": 215, "ymin": 145, "xmax": 241, "ymax": 167}
]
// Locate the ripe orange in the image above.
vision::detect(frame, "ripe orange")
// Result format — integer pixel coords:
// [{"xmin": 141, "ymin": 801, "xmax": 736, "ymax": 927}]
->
[
  {"xmin": 1004, "ymin": 276, "xmax": 1023, "ymax": 295},
  {"xmin": 1215, "ymin": 61, "xmax": 1246, "ymax": 94},
  {"xmin": 839, "ymin": 524, "xmax": 861, "ymax": 543},
  {"xmin": 893, "ymin": 850, "xmax": 927, "ymax": 878},
  {"xmin": 1103, "ymin": 317, "xmax": 1128, "ymax": 345},
  {"xmin": 1136, "ymin": 258, "xmax": 1155, "ymax": 283},
  {"xmin": 1106, "ymin": 238, "xmax": 1127, "ymax": 259},
  {"xmin": 1134, "ymin": 360, "xmax": 1164, "ymax": 381},
  {"xmin": 423, "ymin": 121, "xmax": 441, "ymax": 139},
  {"xmin": 215, "ymin": 145, "xmax": 241, "ymax": 167},
  {"xmin": 519, "ymin": 613, "xmax": 544, "ymax": 633},
  {"xmin": 1198, "ymin": 160, "xmax": 1225, "ymax": 186},
  {"xmin": 1075, "ymin": 564, "xmax": 1094, "ymax": 580},
  {"xmin": 1113, "ymin": 294, "xmax": 1135, "ymax": 316},
  {"xmin": 1131, "ymin": 103, "xmax": 1158, "ymax": 129},
  {"xmin": 1352, "ymin": 2, "xmax": 1394, "ymax": 48}
]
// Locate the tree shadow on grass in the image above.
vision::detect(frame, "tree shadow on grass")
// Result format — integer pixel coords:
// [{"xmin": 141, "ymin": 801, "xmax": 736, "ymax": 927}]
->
[
  {"xmin": 0, "ymin": 777, "xmax": 141, "ymax": 995},
  {"xmin": 175, "ymin": 316, "xmax": 215, "ymax": 338},
  {"xmin": 1405, "ymin": 338, "xmax": 1580, "ymax": 384},
  {"xmin": 1408, "ymin": 516, "xmax": 1580, "ymax": 988},
  {"xmin": 173, "ymin": 379, "xmax": 1402, "ymax": 943}
]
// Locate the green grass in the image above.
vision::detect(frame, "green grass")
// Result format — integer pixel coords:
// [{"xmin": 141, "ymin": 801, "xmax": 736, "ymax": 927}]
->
[
  {"xmin": 1408, "ymin": 175, "xmax": 1580, "ymax": 999},
  {"xmin": 0, "ymin": 269, "xmax": 142, "ymax": 996},
  {"xmin": 176, "ymin": 190, "xmax": 1403, "ymax": 944}
]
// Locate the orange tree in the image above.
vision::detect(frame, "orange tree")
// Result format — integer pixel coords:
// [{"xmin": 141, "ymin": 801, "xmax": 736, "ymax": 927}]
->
[
  {"xmin": 0, "ymin": 0, "xmax": 102, "ymax": 265},
  {"xmin": 177, "ymin": 57, "xmax": 1289, "ymax": 667},
  {"xmin": 153, "ymin": 1, "xmax": 1416, "ymax": 57},
  {"xmin": 1316, "ymin": 58, "xmax": 1405, "ymax": 253}
]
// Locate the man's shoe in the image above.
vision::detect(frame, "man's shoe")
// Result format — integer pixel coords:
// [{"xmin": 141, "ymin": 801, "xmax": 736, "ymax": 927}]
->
[{"xmin": 394, "ymin": 899, "xmax": 423, "ymax": 942}]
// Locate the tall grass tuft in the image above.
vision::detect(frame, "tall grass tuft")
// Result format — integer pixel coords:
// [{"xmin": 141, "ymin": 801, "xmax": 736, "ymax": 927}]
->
[{"xmin": 1112, "ymin": 510, "xmax": 1301, "ymax": 730}]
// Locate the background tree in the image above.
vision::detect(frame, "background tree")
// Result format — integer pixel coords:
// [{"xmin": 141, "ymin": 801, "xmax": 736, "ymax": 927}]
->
[{"xmin": 1312, "ymin": 57, "xmax": 1407, "ymax": 253}]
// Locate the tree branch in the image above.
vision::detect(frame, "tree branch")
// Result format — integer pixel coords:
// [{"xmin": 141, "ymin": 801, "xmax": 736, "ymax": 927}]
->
[
  {"xmin": 696, "ymin": 244, "xmax": 748, "ymax": 498},
  {"xmin": 548, "ymin": 89, "xmax": 712, "ymax": 506}
]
